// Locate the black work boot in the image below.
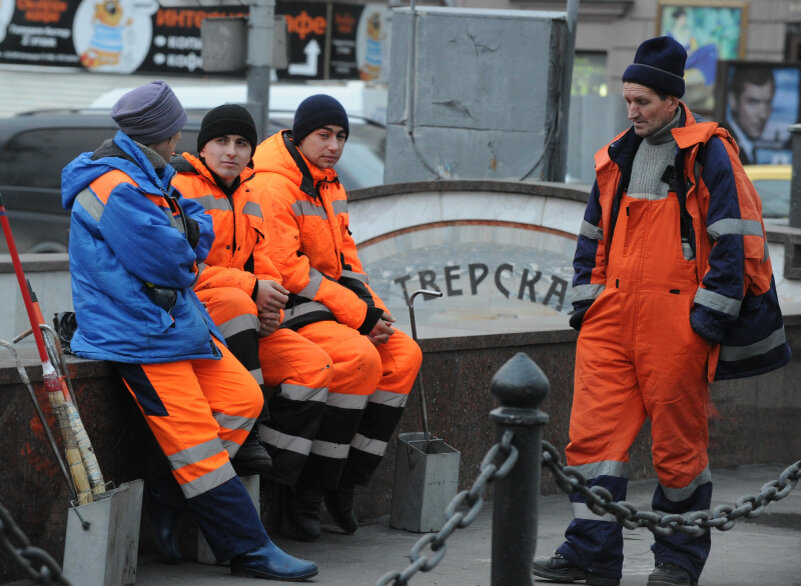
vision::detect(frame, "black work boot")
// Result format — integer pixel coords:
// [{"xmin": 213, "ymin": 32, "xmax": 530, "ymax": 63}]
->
[
  {"xmin": 282, "ymin": 484, "xmax": 323, "ymax": 541},
  {"xmin": 144, "ymin": 478, "xmax": 184, "ymax": 564},
  {"xmin": 647, "ymin": 562, "xmax": 698, "ymax": 586},
  {"xmin": 232, "ymin": 431, "xmax": 273, "ymax": 476},
  {"xmin": 532, "ymin": 552, "xmax": 620, "ymax": 586},
  {"xmin": 323, "ymin": 480, "xmax": 358, "ymax": 534}
]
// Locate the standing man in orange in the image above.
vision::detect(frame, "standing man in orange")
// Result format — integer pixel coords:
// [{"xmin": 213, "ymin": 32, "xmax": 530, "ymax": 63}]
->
[
  {"xmin": 171, "ymin": 104, "xmax": 334, "ymax": 484},
  {"xmin": 250, "ymin": 95, "xmax": 422, "ymax": 541},
  {"xmin": 532, "ymin": 38, "xmax": 789, "ymax": 586},
  {"xmin": 61, "ymin": 82, "xmax": 318, "ymax": 581}
]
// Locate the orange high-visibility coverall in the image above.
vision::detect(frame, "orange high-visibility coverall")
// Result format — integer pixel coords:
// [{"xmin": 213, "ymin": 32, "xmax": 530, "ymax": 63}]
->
[
  {"xmin": 251, "ymin": 130, "xmax": 422, "ymax": 487},
  {"xmin": 173, "ymin": 153, "xmax": 335, "ymax": 487}
]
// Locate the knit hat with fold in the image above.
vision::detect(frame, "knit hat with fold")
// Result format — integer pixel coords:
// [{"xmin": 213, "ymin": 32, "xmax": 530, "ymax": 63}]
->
[
  {"xmin": 622, "ymin": 36, "xmax": 687, "ymax": 98},
  {"xmin": 197, "ymin": 104, "xmax": 258, "ymax": 156},
  {"xmin": 292, "ymin": 94, "xmax": 349, "ymax": 144},
  {"xmin": 111, "ymin": 81, "xmax": 187, "ymax": 144}
]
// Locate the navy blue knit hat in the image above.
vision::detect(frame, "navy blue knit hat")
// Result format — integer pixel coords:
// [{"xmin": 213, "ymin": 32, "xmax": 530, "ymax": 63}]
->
[
  {"xmin": 292, "ymin": 94, "xmax": 349, "ymax": 144},
  {"xmin": 622, "ymin": 36, "xmax": 687, "ymax": 98}
]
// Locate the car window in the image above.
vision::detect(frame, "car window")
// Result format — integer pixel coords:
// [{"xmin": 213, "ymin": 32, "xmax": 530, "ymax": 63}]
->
[{"xmin": 753, "ymin": 179, "xmax": 790, "ymax": 219}]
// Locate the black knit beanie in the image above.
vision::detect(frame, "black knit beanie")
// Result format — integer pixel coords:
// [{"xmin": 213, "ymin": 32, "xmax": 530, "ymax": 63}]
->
[
  {"xmin": 197, "ymin": 104, "xmax": 258, "ymax": 156},
  {"xmin": 292, "ymin": 94, "xmax": 349, "ymax": 145},
  {"xmin": 622, "ymin": 36, "xmax": 687, "ymax": 98}
]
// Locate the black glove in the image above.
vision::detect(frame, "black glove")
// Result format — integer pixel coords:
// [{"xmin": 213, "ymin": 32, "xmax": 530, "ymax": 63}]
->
[
  {"xmin": 568, "ymin": 302, "xmax": 591, "ymax": 331},
  {"xmin": 185, "ymin": 217, "xmax": 199, "ymax": 248}
]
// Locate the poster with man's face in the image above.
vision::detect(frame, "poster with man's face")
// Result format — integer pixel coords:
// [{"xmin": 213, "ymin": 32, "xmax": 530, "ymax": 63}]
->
[{"xmin": 715, "ymin": 61, "xmax": 801, "ymax": 166}]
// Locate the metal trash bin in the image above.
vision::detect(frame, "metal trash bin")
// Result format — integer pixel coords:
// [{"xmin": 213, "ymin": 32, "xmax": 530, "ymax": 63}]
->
[{"xmin": 390, "ymin": 432, "xmax": 460, "ymax": 532}]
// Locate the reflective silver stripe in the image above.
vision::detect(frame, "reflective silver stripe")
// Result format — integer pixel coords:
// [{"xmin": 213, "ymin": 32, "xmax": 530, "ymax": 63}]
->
[
  {"xmin": 292, "ymin": 200, "xmax": 327, "ymax": 219},
  {"xmin": 298, "ymin": 269, "xmax": 324, "ymax": 299},
  {"xmin": 351, "ymin": 433, "xmax": 387, "ymax": 456},
  {"xmin": 217, "ymin": 313, "xmax": 259, "ymax": 339},
  {"xmin": 194, "ymin": 194, "xmax": 231, "ymax": 212},
  {"xmin": 197, "ymin": 263, "xmax": 209, "ymax": 275},
  {"xmin": 720, "ymin": 326, "xmax": 786, "ymax": 362},
  {"xmin": 580, "ymin": 220, "xmax": 603, "ymax": 241},
  {"xmin": 707, "ymin": 218, "xmax": 763, "ymax": 241},
  {"xmin": 242, "ymin": 200, "xmax": 263, "ymax": 219},
  {"xmin": 326, "ymin": 392, "xmax": 370, "ymax": 410},
  {"xmin": 693, "ymin": 288, "xmax": 741, "ymax": 317},
  {"xmin": 660, "ymin": 466, "xmax": 712, "ymax": 502},
  {"xmin": 764, "ymin": 240, "xmax": 770, "ymax": 261},
  {"xmin": 570, "ymin": 460, "xmax": 629, "ymax": 481},
  {"xmin": 367, "ymin": 389, "xmax": 408, "ymax": 408},
  {"xmin": 181, "ymin": 461, "xmax": 237, "ymax": 499},
  {"xmin": 259, "ymin": 425, "xmax": 313, "ymax": 455},
  {"xmin": 278, "ymin": 383, "xmax": 328, "ymax": 402},
  {"xmin": 310, "ymin": 439, "xmax": 351, "ymax": 459},
  {"xmin": 341, "ymin": 269, "xmax": 368, "ymax": 283},
  {"xmin": 283, "ymin": 301, "xmax": 333, "ymax": 321},
  {"xmin": 331, "ymin": 199, "xmax": 348, "ymax": 215},
  {"xmin": 572, "ymin": 502, "xmax": 617, "ymax": 522},
  {"xmin": 168, "ymin": 438, "xmax": 224, "ymax": 469},
  {"xmin": 249, "ymin": 367, "xmax": 264, "ymax": 385},
  {"xmin": 571, "ymin": 283, "xmax": 605, "ymax": 303},
  {"xmin": 76, "ymin": 189, "xmax": 105, "ymax": 221},
  {"xmin": 221, "ymin": 438, "xmax": 240, "ymax": 456},
  {"xmin": 627, "ymin": 191, "xmax": 669, "ymax": 201},
  {"xmin": 214, "ymin": 412, "xmax": 255, "ymax": 434}
]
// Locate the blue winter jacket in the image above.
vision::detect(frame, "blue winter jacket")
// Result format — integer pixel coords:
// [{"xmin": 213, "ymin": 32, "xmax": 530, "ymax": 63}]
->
[{"xmin": 61, "ymin": 131, "xmax": 223, "ymax": 363}]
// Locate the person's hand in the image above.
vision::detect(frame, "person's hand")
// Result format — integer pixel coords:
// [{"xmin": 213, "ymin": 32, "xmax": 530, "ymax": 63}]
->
[
  {"xmin": 259, "ymin": 308, "xmax": 281, "ymax": 336},
  {"xmin": 368, "ymin": 312, "xmax": 395, "ymax": 346},
  {"xmin": 256, "ymin": 280, "xmax": 289, "ymax": 313}
]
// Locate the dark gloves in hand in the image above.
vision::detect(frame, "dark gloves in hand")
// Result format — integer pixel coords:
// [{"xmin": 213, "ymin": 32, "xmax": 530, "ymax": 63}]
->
[
  {"xmin": 568, "ymin": 302, "xmax": 591, "ymax": 331},
  {"xmin": 185, "ymin": 217, "xmax": 199, "ymax": 248},
  {"xmin": 689, "ymin": 306, "xmax": 727, "ymax": 343}
]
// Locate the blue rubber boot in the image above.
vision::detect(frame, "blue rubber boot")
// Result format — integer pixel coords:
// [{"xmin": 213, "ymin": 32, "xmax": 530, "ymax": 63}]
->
[{"xmin": 230, "ymin": 539, "xmax": 319, "ymax": 581}]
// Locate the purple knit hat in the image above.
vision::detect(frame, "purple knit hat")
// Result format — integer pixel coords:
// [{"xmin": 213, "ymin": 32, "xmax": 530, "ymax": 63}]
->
[
  {"xmin": 111, "ymin": 81, "xmax": 187, "ymax": 144},
  {"xmin": 622, "ymin": 37, "xmax": 687, "ymax": 98}
]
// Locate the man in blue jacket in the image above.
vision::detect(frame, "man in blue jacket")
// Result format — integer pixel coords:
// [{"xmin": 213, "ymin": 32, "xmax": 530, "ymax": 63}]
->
[{"xmin": 61, "ymin": 80, "xmax": 317, "ymax": 581}]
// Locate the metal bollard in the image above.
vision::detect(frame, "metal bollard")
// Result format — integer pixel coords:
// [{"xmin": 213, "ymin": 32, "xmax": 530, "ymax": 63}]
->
[{"xmin": 489, "ymin": 352, "xmax": 550, "ymax": 586}]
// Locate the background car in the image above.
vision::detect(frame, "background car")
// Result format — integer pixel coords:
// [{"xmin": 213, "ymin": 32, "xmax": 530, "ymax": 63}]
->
[
  {"xmin": 744, "ymin": 164, "xmax": 792, "ymax": 222},
  {"xmin": 0, "ymin": 107, "xmax": 385, "ymax": 253}
]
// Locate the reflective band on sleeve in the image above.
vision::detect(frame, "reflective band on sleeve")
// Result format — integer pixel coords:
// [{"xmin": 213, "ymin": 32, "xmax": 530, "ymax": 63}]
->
[
  {"xmin": 570, "ymin": 460, "xmax": 630, "ymax": 481},
  {"xmin": 350, "ymin": 433, "xmax": 388, "ymax": 456},
  {"xmin": 292, "ymin": 200, "xmax": 327, "ymax": 219},
  {"xmin": 571, "ymin": 502, "xmax": 618, "ymax": 522},
  {"xmin": 168, "ymin": 437, "xmax": 225, "ymax": 469},
  {"xmin": 259, "ymin": 425, "xmax": 313, "ymax": 455},
  {"xmin": 217, "ymin": 313, "xmax": 260, "ymax": 339},
  {"xmin": 694, "ymin": 288, "xmax": 741, "ymax": 317},
  {"xmin": 326, "ymin": 392, "xmax": 370, "ymax": 410},
  {"xmin": 298, "ymin": 269, "xmax": 324, "ymax": 299},
  {"xmin": 332, "ymin": 199, "xmax": 348, "ymax": 214},
  {"xmin": 283, "ymin": 301, "xmax": 333, "ymax": 321},
  {"xmin": 278, "ymin": 383, "xmax": 328, "ymax": 403},
  {"xmin": 720, "ymin": 326, "xmax": 787, "ymax": 362},
  {"xmin": 310, "ymin": 438, "xmax": 351, "ymax": 459},
  {"xmin": 249, "ymin": 367, "xmax": 264, "ymax": 385},
  {"xmin": 367, "ymin": 389, "xmax": 409, "ymax": 408},
  {"xmin": 181, "ymin": 461, "xmax": 237, "ymax": 499},
  {"xmin": 706, "ymin": 218, "xmax": 763, "ymax": 241},
  {"xmin": 659, "ymin": 466, "xmax": 712, "ymax": 503},
  {"xmin": 194, "ymin": 194, "xmax": 231, "ymax": 212},
  {"xmin": 242, "ymin": 200, "xmax": 263, "ymax": 219},
  {"xmin": 580, "ymin": 220, "xmax": 603, "ymax": 241},
  {"xmin": 341, "ymin": 269, "xmax": 368, "ymax": 283},
  {"xmin": 571, "ymin": 283, "xmax": 605, "ymax": 303},
  {"xmin": 76, "ymin": 189, "xmax": 105, "ymax": 221}
]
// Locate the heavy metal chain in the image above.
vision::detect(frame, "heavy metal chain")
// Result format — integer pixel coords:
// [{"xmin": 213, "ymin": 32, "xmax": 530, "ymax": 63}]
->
[
  {"xmin": 0, "ymin": 502, "xmax": 72, "ymax": 585},
  {"xmin": 541, "ymin": 441, "xmax": 801, "ymax": 537},
  {"xmin": 375, "ymin": 430, "xmax": 519, "ymax": 586}
]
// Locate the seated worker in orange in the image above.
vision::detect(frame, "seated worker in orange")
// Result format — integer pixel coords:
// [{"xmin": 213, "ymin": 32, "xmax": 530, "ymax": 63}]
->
[
  {"xmin": 61, "ymin": 82, "xmax": 317, "ymax": 582},
  {"xmin": 250, "ymin": 94, "xmax": 423, "ymax": 541},
  {"xmin": 171, "ymin": 103, "xmax": 335, "ymax": 490}
]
